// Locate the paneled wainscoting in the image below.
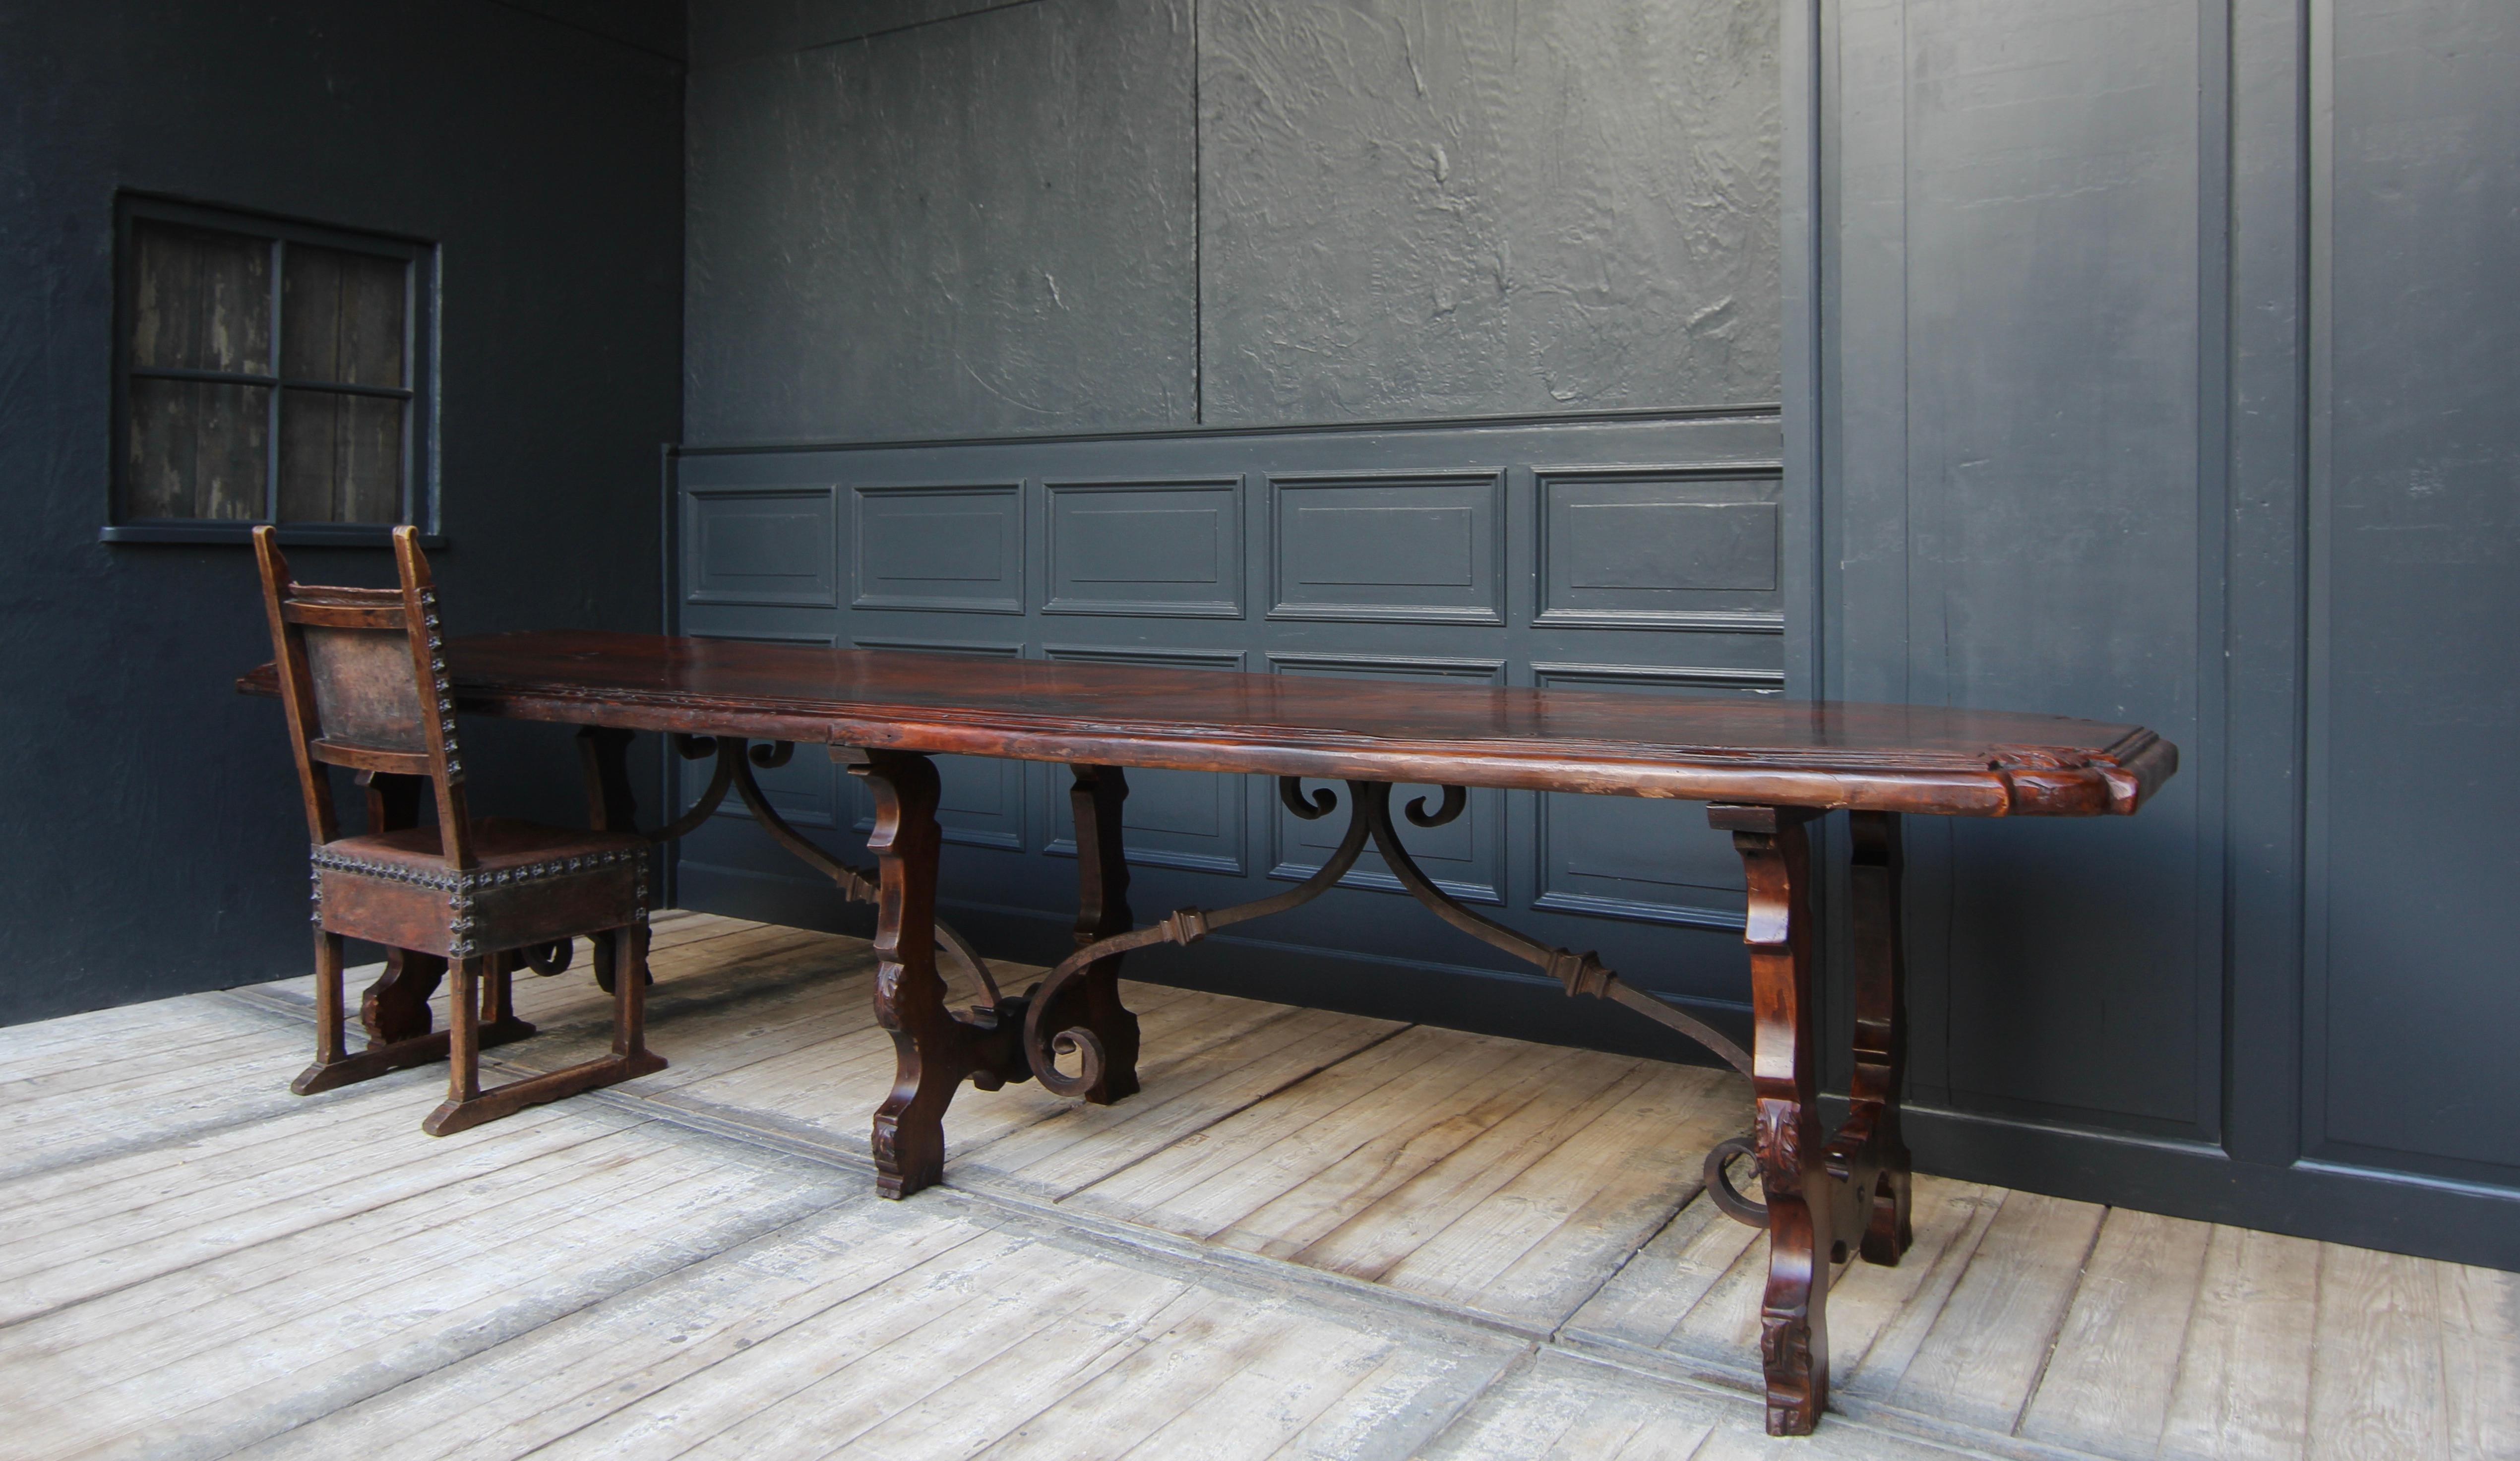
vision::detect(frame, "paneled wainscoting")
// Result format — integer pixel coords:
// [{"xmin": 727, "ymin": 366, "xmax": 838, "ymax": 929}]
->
[{"xmin": 3, "ymin": 913, "xmax": 2510, "ymax": 1459}]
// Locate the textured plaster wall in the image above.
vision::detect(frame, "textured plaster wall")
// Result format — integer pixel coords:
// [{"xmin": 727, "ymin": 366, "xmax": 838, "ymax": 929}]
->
[
  {"xmin": 682, "ymin": 0, "xmax": 1781, "ymax": 439},
  {"xmin": 683, "ymin": 0, "xmax": 1201, "ymax": 443},
  {"xmin": 1200, "ymin": 0, "xmax": 1779, "ymax": 424}
]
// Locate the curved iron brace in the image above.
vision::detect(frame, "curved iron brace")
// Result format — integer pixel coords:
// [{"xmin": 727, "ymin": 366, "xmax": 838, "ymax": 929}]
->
[
  {"xmin": 1353, "ymin": 783, "xmax": 1754, "ymax": 1077},
  {"xmin": 1018, "ymin": 778, "xmax": 1375, "ymax": 1096},
  {"xmin": 641, "ymin": 734, "xmax": 741, "ymax": 844},
  {"xmin": 1703, "ymin": 1131, "xmax": 1768, "ymax": 1225},
  {"xmin": 1021, "ymin": 776, "xmax": 1752, "ymax": 1096},
  {"xmin": 650, "ymin": 735, "xmax": 1004, "ymax": 1011},
  {"xmin": 519, "ymin": 940, "xmax": 573, "ymax": 977}
]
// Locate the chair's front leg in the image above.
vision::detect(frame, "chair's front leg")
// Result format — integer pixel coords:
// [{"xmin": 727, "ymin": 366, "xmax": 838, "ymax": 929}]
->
[
  {"xmin": 1712, "ymin": 803, "xmax": 1833, "ymax": 1437},
  {"xmin": 849, "ymin": 749, "xmax": 967, "ymax": 1199},
  {"xmin": 443, "ymin": 955, "xmax": 485, "ymax": 1108},
  {"xmin": 423, "ymin": 934, "xmax": 664, "ymax": 1137}
]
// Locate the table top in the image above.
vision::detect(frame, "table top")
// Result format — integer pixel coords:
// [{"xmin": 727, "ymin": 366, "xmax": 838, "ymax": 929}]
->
[{"xmin": 242, "ymin": 630, "xmax": 2175, "ymax": 816}]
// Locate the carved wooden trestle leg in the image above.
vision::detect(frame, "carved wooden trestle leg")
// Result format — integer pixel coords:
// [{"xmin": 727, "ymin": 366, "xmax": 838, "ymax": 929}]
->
[
  {"xmin": 834, "ymin": 766, "xmax": 1913, "ymax": 1435},
  {"xmin": 850, "ymin": 753, "xmax": 1151, "ymax": 1197},
  {"xmin": 1703, "ymin": 804, "xmax": 1914, "ymax": 1436},
  {"xmin": 1846, "ymin": 809, "xmax": 1914, "ymax": 1266},
  {"xmin": 848, "ymin": 749, "xmax": 1041, "ymax": 1197},
  {"xmin": 1044, "ymin": 765, "xmax": 1141, "ymax": 1102}
]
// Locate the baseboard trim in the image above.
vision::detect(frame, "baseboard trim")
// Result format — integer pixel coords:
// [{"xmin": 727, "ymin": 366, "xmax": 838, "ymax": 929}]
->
[{"xmin": 1870, "ymin": 1097, "xmax": 2520, "ymax": 1271}]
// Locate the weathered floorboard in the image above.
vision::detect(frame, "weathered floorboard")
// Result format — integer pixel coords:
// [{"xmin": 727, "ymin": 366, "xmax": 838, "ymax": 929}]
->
[{"xmin": 0, "ymin": 916, "xmax": 2507, "ymax": 1461}]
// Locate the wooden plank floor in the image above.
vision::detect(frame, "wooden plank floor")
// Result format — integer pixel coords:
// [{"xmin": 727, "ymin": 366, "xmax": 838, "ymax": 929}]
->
[{"xmin": 5, "ymin": 913, "xmax": 2512, "ymax": 1460}]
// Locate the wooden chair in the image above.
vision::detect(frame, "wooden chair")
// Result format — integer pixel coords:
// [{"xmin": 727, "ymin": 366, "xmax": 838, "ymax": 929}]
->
[{"xmin": 252, "ymin": 526, "xmax": 665, "ymax": 1135}]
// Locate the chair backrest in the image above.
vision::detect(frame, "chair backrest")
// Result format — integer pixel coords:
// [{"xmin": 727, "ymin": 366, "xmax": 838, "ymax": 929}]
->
[{"xmin": 252, "ymin": 526, "xmax": 474, "ymax": 867}]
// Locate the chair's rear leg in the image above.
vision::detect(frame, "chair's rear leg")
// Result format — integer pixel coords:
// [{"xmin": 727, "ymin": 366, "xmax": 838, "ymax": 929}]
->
[{"xmin": 484, "ymin": 955, "xmax": 514, "ymax": 1028}]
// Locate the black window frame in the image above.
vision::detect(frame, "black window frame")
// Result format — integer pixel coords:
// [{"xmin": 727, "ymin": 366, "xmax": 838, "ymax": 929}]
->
[{"xmin": 101, "ymin": 193, "xmax": 442, "ymax": 547}]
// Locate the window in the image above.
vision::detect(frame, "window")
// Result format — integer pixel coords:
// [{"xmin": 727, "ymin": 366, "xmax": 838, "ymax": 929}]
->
[{"xmin": 104, "ymin": 196, "xmax": 436, "ymax": 545}]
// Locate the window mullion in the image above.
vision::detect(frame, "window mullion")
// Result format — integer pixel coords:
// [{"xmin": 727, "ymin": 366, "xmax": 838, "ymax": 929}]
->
[
  {"xmin": 402, "ymin": 259, "xmax": 417, "ymax": 527},
  {"xmin": 265, "ymin": 236, "xmax": 283, "ymax": 524}
]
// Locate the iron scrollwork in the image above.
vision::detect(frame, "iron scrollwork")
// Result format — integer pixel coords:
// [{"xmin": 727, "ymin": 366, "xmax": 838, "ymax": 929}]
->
[
  {"xmin": 653, "ymin": 734, "xmax": 1004, "ymax": 1009},
  {"xmin": 1018, "ymin": 775, "xmax": 1754, "ymax": 1097}
]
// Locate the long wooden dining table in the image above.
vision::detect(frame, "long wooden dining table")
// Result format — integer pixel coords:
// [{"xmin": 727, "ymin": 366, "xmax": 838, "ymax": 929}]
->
[{"xmin": 243, "ymin": 628, "xmax": 2175, "ymax": 1436}]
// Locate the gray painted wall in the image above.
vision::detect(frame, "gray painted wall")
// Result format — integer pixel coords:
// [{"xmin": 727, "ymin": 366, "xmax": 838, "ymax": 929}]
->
[
  {"xmin": 0, "ymin": 0, "xmax": 683, "ymax": 1025},
  {"xmin": 684, "ymin": 0, "xmax": 1199, "ymax": 441}
]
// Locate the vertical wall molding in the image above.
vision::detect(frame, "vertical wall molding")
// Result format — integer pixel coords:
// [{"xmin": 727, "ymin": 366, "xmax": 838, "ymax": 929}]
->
[{"xmin": 2221, "ymin": 0, "xmax": 2312, "ymax": 1169}]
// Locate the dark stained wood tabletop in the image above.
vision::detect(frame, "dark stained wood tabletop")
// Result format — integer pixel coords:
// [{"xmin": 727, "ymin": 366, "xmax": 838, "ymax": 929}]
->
[{"xmin": 243, "ymin": 629, "xmax": 2175, "ymax": 816}]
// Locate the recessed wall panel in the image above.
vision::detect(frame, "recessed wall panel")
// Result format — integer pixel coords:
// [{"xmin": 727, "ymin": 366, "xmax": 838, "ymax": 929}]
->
[
  {"xmin": 1269, "ymin": 472, "xmax": 1505, "ymax": 624},
  {"xmin": 851, "ymin": 483, "xmax": 1024, "ymax": 613},
  {"xmin": 684, "ymin": 486, "xmax": 838, "ymax": 607},
  {"xmin": 1044, "ymin": 479, "xmax": 1242, "ymax": 617},
  {"xmin": 1536, "ymin": 469, "xmax": 1782, "ymax": 630},
  {"xmin": 2309, "ymin": 0, "xmax": 2520, "ymax": 1179}
]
